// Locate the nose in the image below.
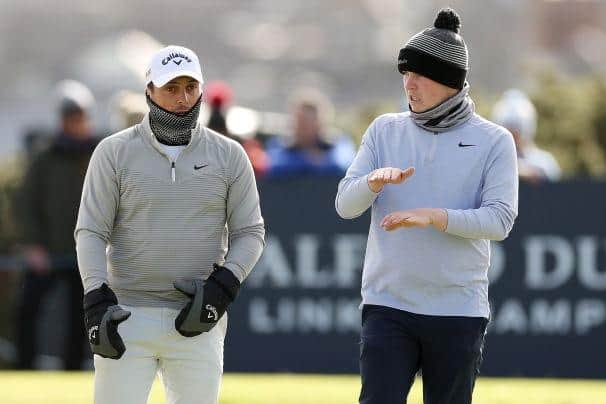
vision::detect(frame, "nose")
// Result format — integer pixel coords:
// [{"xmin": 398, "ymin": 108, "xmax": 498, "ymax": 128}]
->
[
  {"xmin": 404, "ymin": 73, "xmax": 416, "ymax": 90},
  {"xmin": 176, "ymin": 89, "xmax": 189, "ymax": 105}
]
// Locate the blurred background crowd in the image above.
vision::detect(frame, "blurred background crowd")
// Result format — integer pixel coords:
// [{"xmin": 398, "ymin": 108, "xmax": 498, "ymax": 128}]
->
[{"xmin": 0, "ymin": 0, "xmax": 605, "ymax": 373}]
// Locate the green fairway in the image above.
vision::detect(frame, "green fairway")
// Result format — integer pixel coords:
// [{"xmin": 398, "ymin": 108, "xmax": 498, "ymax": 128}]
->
[{"xmin": 0, "ymin": 372, "xmax": 605, "ymax": 403}]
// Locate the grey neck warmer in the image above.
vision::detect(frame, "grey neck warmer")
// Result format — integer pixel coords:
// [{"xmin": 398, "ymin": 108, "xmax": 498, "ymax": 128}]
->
[
  {"xmin": 409, "ymin": 82, "xmax": 475, "ymax": 133},
  {"xmin": 146, "ymin": 94, "xmax": 202, "ymax": 146}
]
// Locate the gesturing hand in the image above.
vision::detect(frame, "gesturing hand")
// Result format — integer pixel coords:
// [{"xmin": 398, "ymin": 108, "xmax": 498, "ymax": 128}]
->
[
  {"xmin": 381, "ymin": 208, "xmax": 447, "ymax": 232},
  {"xmin": 367, "ymin": 167, "xmax": 415, "ymax": 193}
]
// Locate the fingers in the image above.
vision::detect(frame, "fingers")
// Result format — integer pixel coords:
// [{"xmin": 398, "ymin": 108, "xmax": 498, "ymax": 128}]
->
[
  {"xmin": 173, "ymin": 279, "xmax": 198, "ymax": 297},
  {"xmin": 392, "ymin": 169, "xmax": 403, "ymax": 183},
  {"xmin": 381, "ymin": 220, "xmax": 395, "ymax": 231},
  {"xmin": 381, "ymin": 213, "xmax": 405, "ymax": 231},
  {"xmin": 373, "ymin": 168, "xmax": 395, "ymax": 183},
  {"xmin": 372, "ymin": 166, "xmax": 415, "ymax": 184},
  {"xmin": 378, "ymin": 168, "xmax": 390, "ymax": 183},
  {"xmin": 381, "ymin": 212, "xmax": 417, "ymax": 231},
  {"xmin": 401, "ymin": 166, "xmax": 415, "ymax": 181},
  {"xmin": 380, "ymin": 214, "xmax": 391, "ymax": 228},
  {"xmin": 382, "ymin": 219, "xmax": 402, "ymax": 231},
  {"xmin": 368, "ymin": 167, "xmax": 415, "ymax": 195},
  {"xmin": 392, "ymin": 166, "xmax": 415, "ymax": 184}
]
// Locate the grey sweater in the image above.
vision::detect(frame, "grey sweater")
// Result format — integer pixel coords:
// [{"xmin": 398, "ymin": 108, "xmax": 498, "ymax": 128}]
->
[
  {"xmin": 335, "ymin": 112, "xmax": 518, "ymax": 318},
  {"xmin": 75, "ymin": 115, "xmax": 265, "ymax": 308}
]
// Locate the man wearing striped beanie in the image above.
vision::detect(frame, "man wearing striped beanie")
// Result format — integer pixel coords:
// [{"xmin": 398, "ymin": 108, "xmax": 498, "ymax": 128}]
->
[{"xmin": 336, "ymin": 8, "xmax": 518, "ymax": 404}]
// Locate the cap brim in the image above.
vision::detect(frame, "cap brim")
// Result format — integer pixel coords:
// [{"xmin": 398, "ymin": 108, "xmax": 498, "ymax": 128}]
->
[{"xmin": 150, "ymin": 71, "xmax": 204, "ymax": 88}]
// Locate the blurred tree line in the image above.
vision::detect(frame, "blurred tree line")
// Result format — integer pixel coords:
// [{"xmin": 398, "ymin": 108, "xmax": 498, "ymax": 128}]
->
[
  {"xmin": 0, "ymin": 157, "xmax": 22, "ymax": 363},
  {"xmin": 0, "ymin": 157, "xmax": 21, "ymax": 257},
  {"xmin": 531, "ymin": 72, "xmax": 606, "ymax": 178}
]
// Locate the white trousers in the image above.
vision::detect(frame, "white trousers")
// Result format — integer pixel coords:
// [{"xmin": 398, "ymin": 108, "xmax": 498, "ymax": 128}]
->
[{"xmin": 93, "ymin": 305, "xmax": 227, "ymax": 404}]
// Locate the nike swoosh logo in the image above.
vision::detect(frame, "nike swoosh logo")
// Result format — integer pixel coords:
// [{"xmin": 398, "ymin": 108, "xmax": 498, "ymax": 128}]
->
[
  {"xmin": 458, "ymin": 142, "xmax": 476, "ymax": 148},
  {"xmin": 194, "ymin": 164, "xmax": 208, "ymax": 170}
]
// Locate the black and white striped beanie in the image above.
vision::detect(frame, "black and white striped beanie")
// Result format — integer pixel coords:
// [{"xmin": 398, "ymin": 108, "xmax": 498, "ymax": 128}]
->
[{"xmin": 398, "ymin": 8, "xmax": 468, "ymax": 90}]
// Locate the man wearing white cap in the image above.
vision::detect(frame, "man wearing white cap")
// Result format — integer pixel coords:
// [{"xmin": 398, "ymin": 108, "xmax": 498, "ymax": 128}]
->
[{"xmin": 75, "ymin": 45, "xmax": 265, "ymax": 403}]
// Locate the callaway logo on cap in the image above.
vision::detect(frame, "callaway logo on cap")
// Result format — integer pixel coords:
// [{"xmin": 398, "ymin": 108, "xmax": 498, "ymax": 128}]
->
[{"xmin": 146, "ymin": 45, "xmax": 204, "ymax": 87}]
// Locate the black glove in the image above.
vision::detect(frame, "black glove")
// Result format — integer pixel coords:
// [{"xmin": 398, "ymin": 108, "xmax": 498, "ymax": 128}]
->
[
  {"xmin": 174, "ymin": 264, "xmax": 240, "ymax": 337},
  {"xmin": 83, "ymin": 283, "xmax": 131, "ymax": 359}
]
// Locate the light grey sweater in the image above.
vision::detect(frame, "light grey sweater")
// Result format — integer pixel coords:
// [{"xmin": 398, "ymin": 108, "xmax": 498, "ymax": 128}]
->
[
  {"xmin": 75, "ymin": 115, "xmax": 265, "ymax": 309},
  {"xmin": 336, "ymin": 112, "xmax": 518, "ymax": 318}
]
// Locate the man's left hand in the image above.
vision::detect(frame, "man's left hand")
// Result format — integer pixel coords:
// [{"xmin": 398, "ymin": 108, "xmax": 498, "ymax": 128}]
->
[
  {"xmin": 174, "ymin": 264, "xmax": 240, "ymax": 337},
  {"xmin": 381, "ymin": 208, "xmax": 447, "ymax": 232}
]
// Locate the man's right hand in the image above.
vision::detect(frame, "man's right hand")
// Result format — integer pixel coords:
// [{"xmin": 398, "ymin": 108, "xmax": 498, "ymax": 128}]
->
[
  {"xmin": 83, "ymin": 283, "xmax": 131, "ymax": 360},
  {"xmin": 367, "ymin": 167, "xmax": 415, "ymax": 193}
]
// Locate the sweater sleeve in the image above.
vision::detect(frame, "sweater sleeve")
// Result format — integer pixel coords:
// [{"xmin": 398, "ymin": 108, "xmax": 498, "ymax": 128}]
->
[
  {"xmin": 445, "ymin": 133, "xmax": 519, "ymax": 241},
  {"xmin": 335, "ymin": 122, "xmax": 380, "ymax": 219},
  {"xmin": 74, "ymin": 139, "xmax": 120, "ymax": 292},
  {"xmin": 223, "ymin": 142, "xmax": 265, "ymax": 282}
]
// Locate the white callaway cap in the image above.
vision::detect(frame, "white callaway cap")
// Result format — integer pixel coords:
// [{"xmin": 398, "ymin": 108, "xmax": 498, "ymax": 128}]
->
[{"xmin": 145, "ymin": 45, "xmax": 204, "ymax": 87}]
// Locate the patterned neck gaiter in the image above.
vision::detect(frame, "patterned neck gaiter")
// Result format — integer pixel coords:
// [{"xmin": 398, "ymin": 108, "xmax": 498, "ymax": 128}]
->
[
  {"xmin": 409, "ymin": 82, "xmax": 475, "ymax": 133},
  {"xmin": 146, "ymin": 94, "xmax": 202, "ymax": 146}
]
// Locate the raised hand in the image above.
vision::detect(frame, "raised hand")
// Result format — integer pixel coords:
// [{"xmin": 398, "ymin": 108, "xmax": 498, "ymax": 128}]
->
[
  {"xmin": 367, "ymin": 167, "xmax": 415, "ymax": 193},
  {"xmin": 381, "ymin": 208, "xmax": 447, "ymax": 232}
]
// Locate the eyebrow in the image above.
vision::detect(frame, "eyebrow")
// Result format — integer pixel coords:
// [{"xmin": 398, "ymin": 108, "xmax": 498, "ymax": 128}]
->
[
  {"xmin": 167, "ymin": 79, "xmax": 199, "ymax": 85},
  {"xmin": 165, "ymin": 80, "xmax": 199, "ymax": 86}
]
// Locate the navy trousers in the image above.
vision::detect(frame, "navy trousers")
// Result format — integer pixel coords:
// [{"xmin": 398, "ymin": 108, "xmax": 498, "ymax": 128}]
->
[{"xmin": 359, "ymin": 304, "xmax": 488, "ymax": 404}]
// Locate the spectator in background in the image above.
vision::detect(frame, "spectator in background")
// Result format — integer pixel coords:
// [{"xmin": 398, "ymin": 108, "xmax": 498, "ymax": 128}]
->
[
  {"xmin": 492, "ymin": 89, "xmax": 561, "ymax": 183},
  {"xmin": 205, "ymin": 80, "xmax": 269, "ymax": 177},
  {"xmin": 205, "ymin": 80, "xmax": 234, "ymax": 139},
  {"xmin": 16, "ymin": 80, "xmax": 97, "ymax": 369},
  {"xmin": 266, "ymin": 89, "xmax": 355, "ymax": 178}
]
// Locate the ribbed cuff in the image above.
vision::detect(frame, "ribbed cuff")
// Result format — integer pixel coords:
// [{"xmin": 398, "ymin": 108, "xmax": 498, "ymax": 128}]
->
[{"xmin": 444, "ymin": 209, "xmax": 465, "ymax": 235}]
